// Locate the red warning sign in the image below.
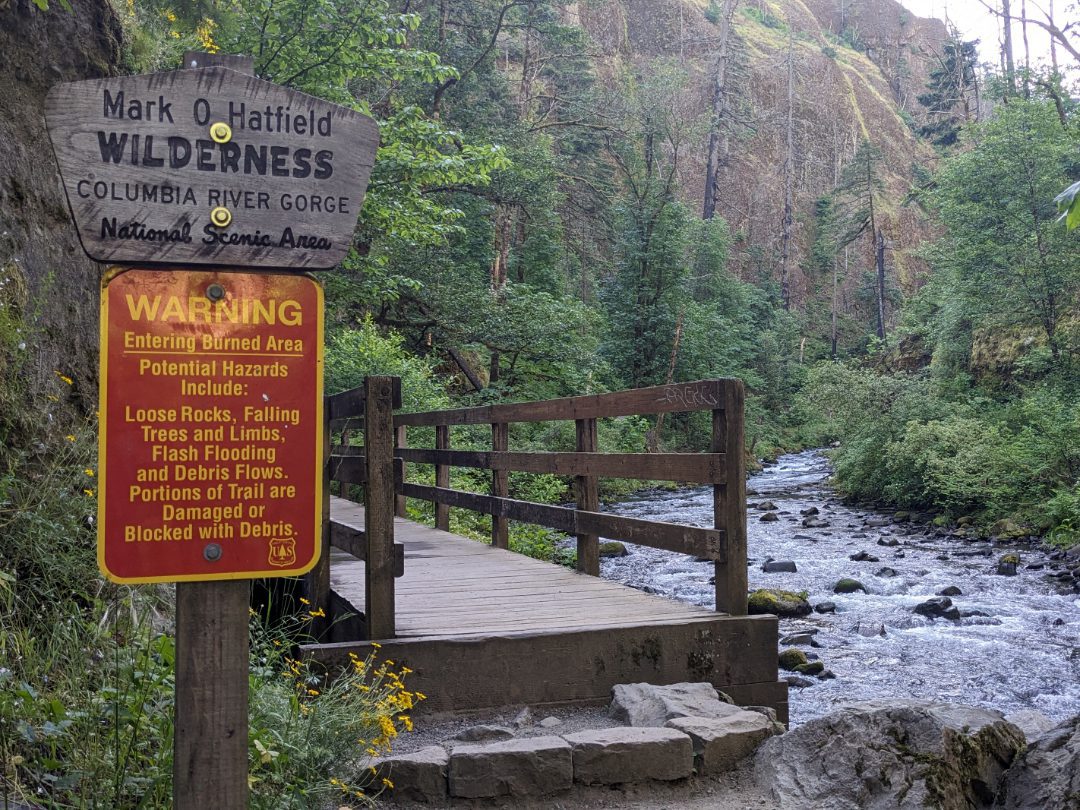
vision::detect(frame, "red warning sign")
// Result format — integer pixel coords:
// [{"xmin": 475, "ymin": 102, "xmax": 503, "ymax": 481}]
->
[{"xmin": 98, "ymin": 268, "xmax": 324, "ymax": 583}]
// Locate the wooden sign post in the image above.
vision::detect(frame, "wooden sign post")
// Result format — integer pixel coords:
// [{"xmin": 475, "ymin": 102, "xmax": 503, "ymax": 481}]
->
[{"xmin": 46, "ymin": 51, "xmax": 378, "ymax": 809}]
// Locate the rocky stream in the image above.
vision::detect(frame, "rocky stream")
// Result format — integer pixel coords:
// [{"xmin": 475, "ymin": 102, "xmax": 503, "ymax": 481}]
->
[{"xmin": 601, "ymin": 450, "xmax": 1080, "ymax": 727}]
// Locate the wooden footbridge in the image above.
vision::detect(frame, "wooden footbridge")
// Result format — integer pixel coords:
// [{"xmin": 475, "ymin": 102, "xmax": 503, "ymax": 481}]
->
[{"xmin": 297, "ymin": 378, "xmax": 786, "ymax": 722}]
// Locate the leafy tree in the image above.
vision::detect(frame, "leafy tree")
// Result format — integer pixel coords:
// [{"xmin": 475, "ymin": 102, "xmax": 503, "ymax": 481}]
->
[
  {"xmin": 926, "ymin": 99, "xmax": 1080, "ymax": 369},
  {"xmin": 204, "ymin": 0, "xmax": 509, "ymax": 299}
]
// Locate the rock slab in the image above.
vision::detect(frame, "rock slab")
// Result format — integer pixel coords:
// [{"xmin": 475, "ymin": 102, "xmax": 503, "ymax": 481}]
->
[
  {"xmin": 564, "ymin": 727, "xmax": 693, "ymax": 785},
  {"xmin": 372, "ymin": 746, "xmax": 448, "ymax": 803},
  {"xmin": 996, "ymin": 715, "xmax": 1080, "ymax": 809},
  {"xmin": 449, "ymin": 736, "xmax": 571, "ymax": 798},
  {"xmin": 755, "ymin": 700, "xmax": 1024, "ymax": 809},
  {"xmin": 610, "ymin": 682, "xmax": 737, "ymax": 727},
  {"xmin": 666, "ymin": 712, "xmax": 776, "ymax": 774}
]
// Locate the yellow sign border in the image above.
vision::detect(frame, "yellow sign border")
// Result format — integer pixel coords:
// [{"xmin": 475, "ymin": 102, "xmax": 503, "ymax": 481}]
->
[{"xmin": 97, "ymin": 267, "xmax": 325, "ymax": 584}]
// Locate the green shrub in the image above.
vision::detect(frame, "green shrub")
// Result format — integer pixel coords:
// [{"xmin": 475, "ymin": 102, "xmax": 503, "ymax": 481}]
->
[{"xmin": 325, "ymin": 318, "xmax": 448, "ymax": 413}]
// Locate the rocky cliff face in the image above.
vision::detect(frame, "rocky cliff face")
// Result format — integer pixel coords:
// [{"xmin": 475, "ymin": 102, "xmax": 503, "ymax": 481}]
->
[
  {"xmin": 567, "ymin": 0, "xmax": 946, "ymax": 313},
  {"xmin": 0, "ymin": 0, "xmax": 122, "ymax": 434}
]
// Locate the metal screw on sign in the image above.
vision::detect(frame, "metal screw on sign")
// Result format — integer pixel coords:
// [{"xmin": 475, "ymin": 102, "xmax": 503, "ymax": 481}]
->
[
  {"xmin": 206, "ymin": 283, "xmax": 226, "ymax": 302},
  {"xmin": 203, "ymin": 543, "xmax": 223, "ymax": 562},
  {"xmin": 209, "ymin": 122, "xmax": 232, "ymax": 144},
  {"xmin": 210, "ymin": 207, "xmax": 232, "ymax": 228}
]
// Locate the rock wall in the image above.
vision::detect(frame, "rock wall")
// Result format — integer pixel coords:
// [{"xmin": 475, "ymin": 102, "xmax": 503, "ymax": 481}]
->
[
  {"xmin": 0, "ymin": 0, "xmax": 123, "ymax": 432},
  {"xmin": 570, "ymin": 0, "xmax": 946, "ymax": 311}
]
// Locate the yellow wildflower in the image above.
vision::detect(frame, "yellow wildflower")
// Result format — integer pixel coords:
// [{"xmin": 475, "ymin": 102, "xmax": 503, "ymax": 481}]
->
[
  {"xmin": 83, "ymin": 489, "xmax": 94, "ymax": 497},
  {"xmin": 55, "ymin": 371, "xmax": 73, "ymax": 385},
  {"xmin": 84, "ymin": 468, "xmax": 94, "ymax": 477},
  {"xmin": 65, "ymin": 435, "xmax": 76, "ymax": 442}
]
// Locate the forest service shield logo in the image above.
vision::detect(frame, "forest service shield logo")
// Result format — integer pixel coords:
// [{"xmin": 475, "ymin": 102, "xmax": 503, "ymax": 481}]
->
[{"xmin": 268, "ymin": 538, "xmax": 297, "ymax": 568}]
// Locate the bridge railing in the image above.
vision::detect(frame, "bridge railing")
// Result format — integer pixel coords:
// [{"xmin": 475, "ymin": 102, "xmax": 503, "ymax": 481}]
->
[
  {"xmin": 393, "ymin": 379, "xmax": 747, "ymax": 616},
  {"xmin": 312, "ymin": 376, "xmax": 402, "ymax": 640},
  {"xmin": 315, "ymin": 377, "xmax": 748, "ymax": 638}
]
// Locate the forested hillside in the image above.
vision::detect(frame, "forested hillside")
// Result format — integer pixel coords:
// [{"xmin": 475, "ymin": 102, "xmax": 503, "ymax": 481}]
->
[{"xmin": 1, "ymin": 0, "xmax": 1078, "ymax": 802}]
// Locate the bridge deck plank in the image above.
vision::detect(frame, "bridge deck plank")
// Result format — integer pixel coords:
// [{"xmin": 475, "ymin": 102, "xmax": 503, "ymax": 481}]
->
[{"xmin": 328, "ymin": 496, "xmax": 718, "ymax": 637}]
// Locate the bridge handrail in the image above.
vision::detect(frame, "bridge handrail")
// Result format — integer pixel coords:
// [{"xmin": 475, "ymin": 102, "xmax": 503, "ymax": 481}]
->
[
  {"xmin": 318, "ymin": 378, "xmax": 747, "ymax": 631},
  {"xmin": 393, "ymin": 379, "xmax": 731, "ymax": 427}
]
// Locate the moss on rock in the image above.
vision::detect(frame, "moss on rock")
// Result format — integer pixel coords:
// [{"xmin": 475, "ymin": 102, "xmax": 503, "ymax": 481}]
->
[
  {"xmin": 747, "ymin": 589, "xmax": 812, "ymax": 617},
  {"xmin": 779, "ymin": 648, "xmax": 809, "ymax": 671},
  {"xmin": 834, "ymin": 578, "xmax": 868, "ymax": 594}
]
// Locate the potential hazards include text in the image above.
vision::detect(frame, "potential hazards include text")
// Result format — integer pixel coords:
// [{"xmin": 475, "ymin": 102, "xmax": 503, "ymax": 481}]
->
[{"xmin": 98, "ymin": 268, "xmax": 324, "ymax": 583}]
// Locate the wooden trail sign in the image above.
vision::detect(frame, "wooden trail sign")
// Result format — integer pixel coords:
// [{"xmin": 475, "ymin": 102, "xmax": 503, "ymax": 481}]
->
[
  {"xmin": 98, "ymin": 267, "xmax": 324, "ymax": 583},
  {"xmin": 45, "ymin": 68, "xmax": 378, "ymax": 269}
]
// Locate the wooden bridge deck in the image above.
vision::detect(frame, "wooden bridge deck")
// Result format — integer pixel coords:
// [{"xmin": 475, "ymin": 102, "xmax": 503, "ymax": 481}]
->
[{"xmin": 304, "ymin": 497, "xmax": 786, "ymax": 720}]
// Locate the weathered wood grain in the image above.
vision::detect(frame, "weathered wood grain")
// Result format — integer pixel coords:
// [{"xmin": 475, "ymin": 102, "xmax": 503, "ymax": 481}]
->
[
  {"xmin": 575, "ymin": 417, "xmax": 600, "ymax": 576},
  {"xmin": 394, "ymin": 379, "xmax": 729, "ymax": 427},
  {"xmin": 399, "ymin": 484, "xmax": 728, "ymax": 560},
  {"xmin": 328, "ymin": 520, "xmax": 404, "ymax": 577},
  {"xmin": 329, "ymin": 454, "xmax": 366, "ymax": 484},
  {"xmin": 713, "ymin": 381, "xmax": 748, "ymax": 616},
  {"xmin": 174, "ymin": 582, "xmax": 248, "ymax": 809},
  {"xmin": 434, "ymin": 425, "xmax": 450, "ymax": 531},
  {"xmin": 45, "ymin": 68, "xmax": 379, "ymax": 268},
  {"xmin": 364, "ymin": 377, "xmax": 396, "ymax": 639},
  {"xmin": 491, "ymin": 422, "xmax": 509, "ymax": 549},
  {"xmin": 327, "ymin": 387, "xmax": 366, "ymax": 422},
  {"xmin": 395, "ymin": 448, "xmax": 728, "ymax": 483}
]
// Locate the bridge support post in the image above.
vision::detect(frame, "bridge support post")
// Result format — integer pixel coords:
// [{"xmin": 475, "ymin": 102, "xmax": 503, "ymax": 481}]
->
[
  {"xmin": 713, "ymin": 380, "xmax": 747, "ymax": 615},
  {"xmin": 365, "ymin": 376, "xmax": 398, "ymax": 639},
  {"xmin": 435, "ymin": 425, "xmax": 450, "ymax": 531},
  {"xmin": 491, "ymin": 422, "xmax": 509, "ymax": 549},
  {"xmin": 395, "ymin": 425, "xmax": 409, "ymax": 518},
  {"xmin": 575, "ymin": 417, "xmax": 600, "ymax": 576}
]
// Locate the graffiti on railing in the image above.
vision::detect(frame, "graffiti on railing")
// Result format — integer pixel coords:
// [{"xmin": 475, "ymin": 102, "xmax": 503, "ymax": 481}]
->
[{"xmin": 656, "ymin": 383, "xmax": 720, "ymax": 409}]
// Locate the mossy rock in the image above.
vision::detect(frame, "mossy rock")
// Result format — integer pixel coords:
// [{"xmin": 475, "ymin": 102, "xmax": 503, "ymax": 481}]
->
[
  {"xmin": 598, "ymin": 541, "xmax": 629, "ymax": 558},
  {"xmin": 990, "ymin": 519, "xmax": 1028, "ymax": 540},
  {"xmin": 834, "ymin": 578, "xmax": 867, "ymax": 594},
  {"xmin": 747, "ymin": 589, "xmax": 812, "ymax": 618},
  {"xmin": 996, "ymin": 553, "xmax": 1020, "ymax": 576},
  {"xmin": 932, "ymin": 515, "xmax": 950, "ymax": 528},
  {"xmin": 794, "ymin": 661, "xmax": 825, "ymax": 676},
  {"xmin": 778, "ymin": 648, "xmax": 809, "ymax": 671},
  {"xmin": 893, "ymin": 511, "xmax": 910, "ymax": 522}
]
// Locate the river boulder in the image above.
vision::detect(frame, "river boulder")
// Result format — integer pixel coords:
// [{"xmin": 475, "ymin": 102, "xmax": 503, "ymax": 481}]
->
[
  {"xmin": 755, "ymin": 701, "xmax": 1024, "ymax": 809},
  {"xmin": 997, "ymin": 554, "xmax": 1020, "ymax": 576},
  {"xmin": 834, "ymin": 578, "xmax": 867, "ymax": 594},
  {"xmin": 759, "ymin": 512, "xmax": 780, "ymax": 522},
  {"xmin": 850, "ymin": 551, "xmax": 880, "ymax": 562},
  {"xmin": 761, "ymin": 559, "xmax": 797, "ymax": 573},
  {"xmin": 598, "ymin": 541, "xmax": 628, "ymax": 558},
  {"xmin": 996, "ymin": 715, "xmax": 1080, "ymax": 809},
  {"xmin": 778, "ymin": 649, "xmax": 808, "ymax": 671},
  {"xmin": 747, "ymin": 589, "xmax": 812, "ymax": 617},
  {"xmin": 938, "ymin": 586, "xmax": 963, "ymax": 597},
  {"xmin": 914, "ymin": 597, "xmax": 961, "ymax": 621}
]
